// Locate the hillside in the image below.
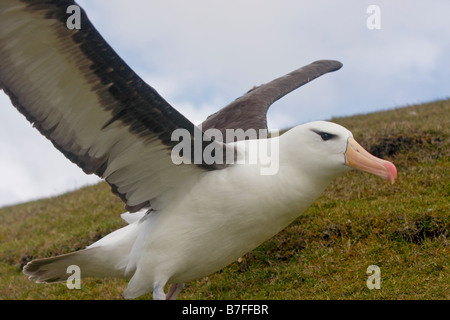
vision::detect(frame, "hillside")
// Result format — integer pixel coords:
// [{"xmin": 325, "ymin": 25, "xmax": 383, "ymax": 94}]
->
[{"xmin": 0, "ymin": 99, "xmax": 448, "ymax": 299}]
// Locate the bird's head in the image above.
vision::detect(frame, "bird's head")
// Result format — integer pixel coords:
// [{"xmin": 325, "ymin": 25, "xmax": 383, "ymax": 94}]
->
[{"xmin": 281, "ymin": 121, "xmax": 397, "ymax": 183}]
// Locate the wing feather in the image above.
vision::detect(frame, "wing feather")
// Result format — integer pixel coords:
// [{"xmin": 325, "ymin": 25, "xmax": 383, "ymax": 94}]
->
[
  {"xmin": 201, "ymin": 60, "xmax": 343, "ymax": 140},
  {"xmin": 0, "ymin": 0, "xmax": 227, "ymax": 212}
]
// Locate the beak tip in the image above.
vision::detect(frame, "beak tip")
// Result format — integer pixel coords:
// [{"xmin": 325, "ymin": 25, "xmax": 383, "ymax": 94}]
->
[
  {"xmin": 345, "ymin": 137, "xmax": 398, "ymax": 185},
  {"xmin": 384, "ymin": 161, "xmax": 397, "ymax": 184}
]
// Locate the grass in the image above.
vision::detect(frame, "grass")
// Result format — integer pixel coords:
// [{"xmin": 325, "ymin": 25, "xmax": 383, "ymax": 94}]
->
[{"xmin": 0, "ymin": 99, "xmax": 448, "ymax": 300}]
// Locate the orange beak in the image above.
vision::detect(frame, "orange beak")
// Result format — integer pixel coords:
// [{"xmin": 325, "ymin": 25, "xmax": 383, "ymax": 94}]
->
[{"xmin": 345, "ymin": 137, "xmax": 397, "ymax": 184}]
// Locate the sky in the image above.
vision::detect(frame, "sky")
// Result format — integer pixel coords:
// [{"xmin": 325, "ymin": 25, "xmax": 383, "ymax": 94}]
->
[{"xmin": 0, "ymin": 0, "xmax": 449, "ymax": 208}]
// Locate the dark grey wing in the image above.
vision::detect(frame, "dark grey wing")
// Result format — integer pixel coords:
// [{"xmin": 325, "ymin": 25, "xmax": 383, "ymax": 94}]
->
[
  {"xmin": 201, "ymin": 60, "xmax": 343, "ymax": 141},
  {"xmin": 0, "ymin": 0, "xmax": 228, "ymax": 212}
]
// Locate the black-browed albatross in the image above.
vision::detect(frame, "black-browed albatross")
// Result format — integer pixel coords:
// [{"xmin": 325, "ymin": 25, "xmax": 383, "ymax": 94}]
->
[{"xmin": 0, "ymin": 1, "xmax": 397, "ymax": 300}]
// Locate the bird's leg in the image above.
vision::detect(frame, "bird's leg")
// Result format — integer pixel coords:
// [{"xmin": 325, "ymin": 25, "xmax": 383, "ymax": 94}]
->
[
  {"xmin": 153, "ymin": 283, "xmax": 166, "ymax": 300},
  {"xmin": 166, "ymin": 283, "xmax": 185, "ymax": 300}
]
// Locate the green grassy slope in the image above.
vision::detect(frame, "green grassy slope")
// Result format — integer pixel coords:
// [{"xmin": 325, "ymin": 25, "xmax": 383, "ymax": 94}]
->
[{"xmin": 0, "ymin": 99, "xmax": 448, "ymax": 300}]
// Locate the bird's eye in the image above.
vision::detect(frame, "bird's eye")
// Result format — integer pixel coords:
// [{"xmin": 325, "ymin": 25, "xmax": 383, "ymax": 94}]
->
[
  {"xmin": 319, "ymin": 132, "xmax": 336, "ymax": 141},
  {"xmin": 311, "ymin": 130, "xmax": 337, "ymax": 141}
]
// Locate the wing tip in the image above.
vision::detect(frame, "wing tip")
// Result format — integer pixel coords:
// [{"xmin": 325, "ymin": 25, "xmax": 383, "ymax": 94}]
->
[{"xmin": 311, "ymin": 59, "xmax": 343, "ymax": 72}]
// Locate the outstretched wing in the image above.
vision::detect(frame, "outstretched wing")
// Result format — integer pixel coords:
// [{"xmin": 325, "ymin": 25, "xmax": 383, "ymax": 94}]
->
[
  {"xmin": 201, "ymin": 60, "xmax": 343, "ymax": 140},
  {"xmin": 0, "ymin": 0, "xmax": 227, "ymax": 212}
]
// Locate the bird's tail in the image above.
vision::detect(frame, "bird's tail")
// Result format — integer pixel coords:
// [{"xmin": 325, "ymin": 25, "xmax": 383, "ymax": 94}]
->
[
  {"xmin": 23, "ymin": 212, "xmax": 145, "ymax": 283},
  {"xmin": 23, "ymin": 247, "xmax": 125, "ymax": 283}
]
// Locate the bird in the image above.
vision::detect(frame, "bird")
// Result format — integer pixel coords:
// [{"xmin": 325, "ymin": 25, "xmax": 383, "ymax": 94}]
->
[{"xmin": 0, "ymin": 1, "xmax": 397, "ymax": 300}]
